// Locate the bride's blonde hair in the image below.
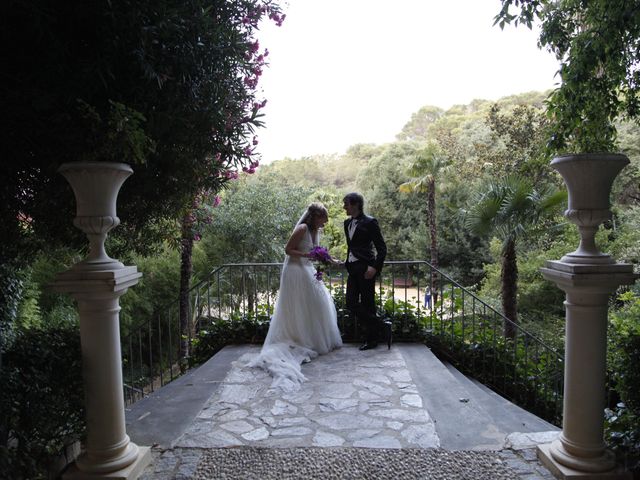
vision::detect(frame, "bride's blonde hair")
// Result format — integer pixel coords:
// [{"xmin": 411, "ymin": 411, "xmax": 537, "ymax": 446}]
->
[{"xmin": 300, "ymin": 202, "xmax": 328, "ymax": 230}]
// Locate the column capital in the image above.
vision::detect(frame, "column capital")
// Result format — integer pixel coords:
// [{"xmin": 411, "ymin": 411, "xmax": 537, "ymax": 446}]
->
[
  {"xmin": 541, "ymin": 260, "xmax": 638, "ymax": 294},
  {"xmin": 51, "ymin": 265, "xmax": 142, "ymax": 298}
]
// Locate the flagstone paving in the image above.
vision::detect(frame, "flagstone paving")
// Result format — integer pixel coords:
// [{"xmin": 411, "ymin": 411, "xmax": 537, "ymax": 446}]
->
[
  {"xmin": 135, "ymin": 344, "xmax": 558, "ymax": 479},
  {"xmin": 175, "ymin": 345, "xmax": 440, "ymax": 450}
]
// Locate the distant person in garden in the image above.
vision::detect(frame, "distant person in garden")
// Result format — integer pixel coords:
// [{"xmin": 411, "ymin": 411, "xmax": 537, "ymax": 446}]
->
[
  {"xmin": 343, "ymin": 192, "xmax": 387, "ymax": 350},
  {"xmin": 247, "ymin": 202, "xmax": 342, "ymax": 391}
]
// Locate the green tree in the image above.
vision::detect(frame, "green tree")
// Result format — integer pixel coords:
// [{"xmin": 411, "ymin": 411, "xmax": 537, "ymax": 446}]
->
[
  {"xmin": 396, "ymin": 106, "xmax": 444, "ymax": 142},
  {"xmin": 614, "ymin": 121, "xmax": 640, "ymax": 205},
  {"xmin": 197, "ymin": 182, "xmax": 311, "ymax": 269},
  {"xmin": 496, "ymin": 0, "xmax": 640, "ymax": 152},
  {"xmin": 2, "ymin": 0, "xmax": 283, "ymax": 259},
  {"xmin": 484, "ymin": 103, "xmax": 553, "ymax": 184},
  {"xmin": 1, "ymin": 0, "xmax": 285, "ymax": 360},
  {"xmin": 399, "ymin": 142, "xmax": 451, "ymax": 296},
  {"xmin": 465, "ymin": 176, "xmax": 566, "ymax": 337},
  {"xmin": 355, "ymin": 143, "xmax": 427, "ymax": 262}
]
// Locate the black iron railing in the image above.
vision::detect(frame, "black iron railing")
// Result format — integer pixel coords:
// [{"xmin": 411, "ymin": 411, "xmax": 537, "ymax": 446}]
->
[{"xmin": 121, "ymin": 260, "xmax": 564, "ymax": 424}]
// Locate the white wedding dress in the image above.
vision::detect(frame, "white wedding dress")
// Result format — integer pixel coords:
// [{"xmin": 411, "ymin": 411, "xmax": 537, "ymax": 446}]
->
[{"xmin": 248, "ymin": 226, "xmax": 342, "ymax": 391}]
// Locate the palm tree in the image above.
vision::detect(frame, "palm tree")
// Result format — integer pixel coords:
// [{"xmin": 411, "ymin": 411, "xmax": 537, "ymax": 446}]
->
[
  {"xmin": 399, "ymin": 142, "xmax": 450, "ymax": 302},
  {"xmin": 464, "ymin": 176, "xmax": 566, "ymax": 338}
]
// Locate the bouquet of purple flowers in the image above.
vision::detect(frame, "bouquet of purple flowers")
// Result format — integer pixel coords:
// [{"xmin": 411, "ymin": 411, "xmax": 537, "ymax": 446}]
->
[{"xmin": 308, "ymin": 246, "xmax": 331, "ymax": 281}]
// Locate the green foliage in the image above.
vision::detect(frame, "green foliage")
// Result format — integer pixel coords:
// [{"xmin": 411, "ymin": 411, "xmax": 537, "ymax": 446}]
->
[
  {"xmin": 311, "ymin": 189, "xmax": 349, "ymax": 260},
  {"xmin": 120, "ymin": 246, "xmax": 181, "ymax": 336},
  {"xmin": 196, "ymin": 180, "xmax": 312, "ymax": 270},
  {"xmin": 465, "ymin": 176, "xmax": 566, "ymax": 246},
  {"xmin": 484, "ymin": 103, "xmax": 553, "ymax": 184},
  {"xmin": 1, "ymin": 0, "xmax": 283, "ymax": 267},
  {"xmin": 496, "ymin": 0, "xmax": 640, "ymax": 152},
  {"xmin": 356, "ymin": 142, "xmax": 427, "ymax": 261},
  {"xmin": 606, "ymin": 291, "xmax": 640, "ymax": 469},
  {"xmin": 615, "ymin": 123, "xmax": 640, "ymax": 205},
  {"xmin": 75, "ymin": 100, "xmax": 155, "ymax": 165},
  {"xmin": 258, "ymin": 146, "xmax": 378, "ymax": 192},
  {"xmin": 465, "ymin": 176, "xmax": 567, "ymax": 332},
  {"xmin": 0, "ymin": 326, "xmax": 84, "ymax": 479},
  {"xmin": 15, "ymin": 251, "xmax": 79, "ymax": 331},
  {"xmin": 0, "ymin": 262, "xmax": 23, "ymax": 358},
  {"xmin": 478, "ymin": 228, "xmax": 576, "ymax": 312},
  {"xmin": 608, "ymin": 206, "xmax": 640, "ymax": 265},
  {"xmin": 191, "ymin": 311, "xmax": 272, "ymax": 366},
  {"xmin": 398, "ymin": 142, "xmax": 450, "ymax": 195},
  {"xmin": 396, "ymin": 106, "xmax": 444, "ymax": 142},
  {"xmin": 609, "ymin": 292, "xmax": 640, "ymax": 412}
]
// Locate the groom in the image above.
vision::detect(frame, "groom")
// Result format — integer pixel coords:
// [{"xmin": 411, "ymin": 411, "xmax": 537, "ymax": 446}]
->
[{"xmin": 343, "ymin": 192, "xmax": 387, "ymax": 351}]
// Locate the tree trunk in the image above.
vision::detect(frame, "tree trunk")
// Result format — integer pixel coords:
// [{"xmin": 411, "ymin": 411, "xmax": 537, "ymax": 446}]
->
[
  {"xmin": 501, "ymin": 237, "xmax": 518, "ymax": 339},
  {"xmin": 179, "ymin": 213, "xmax": 194, "ymax": 362},
  {"xmin": 428, "ymin": 179, "xmax": 439, "ymax": 304}
]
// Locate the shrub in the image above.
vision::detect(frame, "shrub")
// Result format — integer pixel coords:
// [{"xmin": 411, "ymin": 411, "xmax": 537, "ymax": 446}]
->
[
  {"xmin": 606, "ymin": 291, "xmax": 640, "ymax": 471},
  {"xmin": 190, "ymin": 309, "xmax": 271, "ymax": 366},
  {"xmin": 0, "ymin": 326, "xmax": 84, "ymax": 479}
]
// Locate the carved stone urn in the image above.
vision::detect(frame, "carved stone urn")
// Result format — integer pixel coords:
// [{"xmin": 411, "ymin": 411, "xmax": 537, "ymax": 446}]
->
[
  {"xmin": 58, "ymin": 161, "xmax": 133, "ymax": 271},
  {"xmin": 551, "ymin": 153, "xmax": 629, "ymax": 265}
]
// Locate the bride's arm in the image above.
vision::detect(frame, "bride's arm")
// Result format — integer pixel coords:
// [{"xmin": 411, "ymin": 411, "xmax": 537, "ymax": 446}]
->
[{"xmin": 285, "ymin": 224, "xmax": 310, "ymax": 258}]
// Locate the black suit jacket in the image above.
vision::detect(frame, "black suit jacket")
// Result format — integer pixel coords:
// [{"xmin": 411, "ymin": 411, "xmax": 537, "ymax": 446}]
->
[{"xmin": 344, "ymin": 214, "xmax": 387, "ymax": 273}]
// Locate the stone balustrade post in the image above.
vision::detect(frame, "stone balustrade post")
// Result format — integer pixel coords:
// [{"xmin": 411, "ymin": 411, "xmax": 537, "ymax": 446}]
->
[
  {"xmin": 538, "ymin": 154, "xmax": 638, "ymax": 480},
  {"xmin": 52, "ymin": 162, "xmax": 151, "ymax": 479}
]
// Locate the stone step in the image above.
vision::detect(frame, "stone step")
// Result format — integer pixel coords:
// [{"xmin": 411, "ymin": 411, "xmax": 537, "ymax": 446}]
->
[
  {"xmin": 441, "ymin": 361, "xmax": 558, "ymax": 434},
  {"xmin": 126, "ymin": 344, "xmax": 249, "ymax": 448},
  {"xmin": 396, "ymin": 344, "xmax": 509, "ymax": 450}
]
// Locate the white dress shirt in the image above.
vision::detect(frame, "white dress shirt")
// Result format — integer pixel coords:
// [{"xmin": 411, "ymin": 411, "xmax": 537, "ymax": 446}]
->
[{"xmin": 347, "ymin": 219, "xmax": 358, "ymax": 263}]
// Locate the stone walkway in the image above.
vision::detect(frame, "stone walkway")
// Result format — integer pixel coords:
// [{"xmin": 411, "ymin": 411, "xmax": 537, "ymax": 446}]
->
[
  {"xmin": 176, "ymin": 345, "xmax": 439, "ymax": 449},
  {"xmin": 136, "ymin": 344, "xmax": 559, "ymax": 479}
]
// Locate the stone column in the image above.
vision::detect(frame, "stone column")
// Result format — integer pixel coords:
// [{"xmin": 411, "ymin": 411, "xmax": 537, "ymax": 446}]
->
[
  {"xmin": 52, "ymin": 162, "xmax": 151, "ymax": 479},
  {"xmin": 538, "ymin": 154, "xmax": 638, "ymax": 479}
]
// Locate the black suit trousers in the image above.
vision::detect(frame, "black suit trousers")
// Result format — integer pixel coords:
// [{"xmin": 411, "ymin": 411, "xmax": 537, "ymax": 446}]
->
[{"xmin": 346, "ymin": 261, "xmax": 379, "ymax": 343}]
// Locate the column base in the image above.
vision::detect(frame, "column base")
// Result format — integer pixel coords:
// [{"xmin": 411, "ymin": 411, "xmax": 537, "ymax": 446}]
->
[
  {"xmin": 63, "ymin": 446, "xmax": 151, "ymax": 480},
  {"xmin": 538, "ymin": 442, "xmax": 631, "ymax": 480}
]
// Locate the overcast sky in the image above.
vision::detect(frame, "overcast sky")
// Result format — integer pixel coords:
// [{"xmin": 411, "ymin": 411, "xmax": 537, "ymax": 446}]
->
[{"xmin": 255, "ymin": 0, "xmax": 560, "ymax": 163}]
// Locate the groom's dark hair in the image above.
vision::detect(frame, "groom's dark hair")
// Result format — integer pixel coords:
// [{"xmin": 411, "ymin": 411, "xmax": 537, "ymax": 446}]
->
[{"xmin": 343, "ymin": 192, "xmax": 364, "ymax": 212}]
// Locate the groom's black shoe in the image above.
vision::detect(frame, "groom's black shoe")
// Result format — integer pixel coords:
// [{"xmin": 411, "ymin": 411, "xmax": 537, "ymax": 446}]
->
[{"xmin": 359, "ymin": 342, "xmax": 378, "ymax": 351}]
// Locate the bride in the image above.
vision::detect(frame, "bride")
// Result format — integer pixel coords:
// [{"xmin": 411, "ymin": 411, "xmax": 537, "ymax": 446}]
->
[{"xmin": 248, "ymin": 202, "xmax": 343, "ymax": 391}]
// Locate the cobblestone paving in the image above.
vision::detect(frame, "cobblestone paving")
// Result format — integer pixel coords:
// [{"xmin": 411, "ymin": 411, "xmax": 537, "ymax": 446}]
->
[
  {"xmin": 140, "ymin": 446, "xmax": 555, "ymax": 480},
  {"xmin": 139, "ymin": 345, "xmax": 557, "ymax": 479}
]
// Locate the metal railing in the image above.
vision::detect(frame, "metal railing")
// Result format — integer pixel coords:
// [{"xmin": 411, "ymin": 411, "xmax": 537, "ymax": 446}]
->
[{"xmin": 121, "ymin": 260, "xmax": 564, "ymax": 424}]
